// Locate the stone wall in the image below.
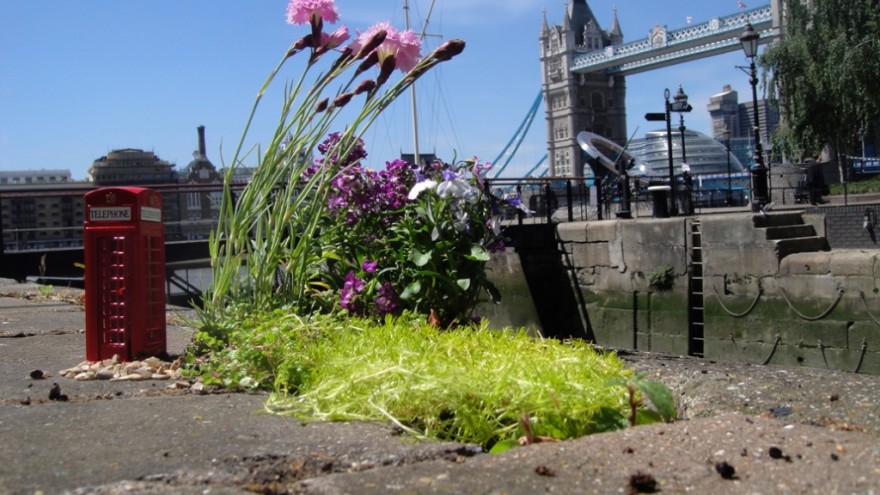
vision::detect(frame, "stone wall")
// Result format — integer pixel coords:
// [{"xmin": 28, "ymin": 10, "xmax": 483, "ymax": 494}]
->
[
  {"xmin": 554, "ymin": 214, "xmax": 880, "ymax": 374},
  {"xmin": 808, "ymin": 203, "xmax": 880, "ymax": 249}
]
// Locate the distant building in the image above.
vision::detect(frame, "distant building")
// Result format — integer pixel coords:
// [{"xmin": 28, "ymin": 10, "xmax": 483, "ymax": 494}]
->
[
  {"xmin": 400, "ymin": 153, "xmax": 437, "ymax": 167},
  {"xmin": 0, "ymin": 170, "xmax": 89, "ymax": 252},
  {"xmin": 0, "ymin": 169, "xmax": 72, "ymax": 185},
  {"xmin": 88, "ymin": 148, "xmax": 180, "ymax": 232},
  {"xmin": 88, "ymin": 148, "xmax": 177, "ymax": 186},
  {"xmin": 707, "ymin": 85, "xmax": 743, "ymax": 139},
  {"xmin": 177, "ymin": 126, "xmax": 222, "ymax": 240},
  {"xmin": 707, "ymin": 84, "xmax": 779, "ymax": 165},
  {"xmin": 540, "ymin": 0, "xmax": 627, "ymax": 177}
]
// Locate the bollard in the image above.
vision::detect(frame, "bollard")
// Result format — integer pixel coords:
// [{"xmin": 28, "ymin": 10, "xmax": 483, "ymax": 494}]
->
[
  {"xmin": 83, "ymin": 188, "xmax": 166, "ymax": 362},
  {"xmin": 647, "ymin": 185, "xmax": 671, "ymax": 218}
]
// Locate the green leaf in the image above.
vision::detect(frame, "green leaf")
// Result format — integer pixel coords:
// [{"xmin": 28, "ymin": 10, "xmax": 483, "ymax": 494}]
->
[
  {"xmin": 410, "ymin": 249, "xmax": 432, "ymax": 267},
  {"xmin": 322, "ymin": 250, "xmax": 342, "ymax": 261},
  {"xmin": 489, "ymin": 438, "xmax": 519, "ymax": 454},
  {"xmin": 400, "ymin": 281, "xmax": 421, "ymax": 300},
  {"xmin": 634, "ymin": 409, "xmax": 663, "ymax": 426},
  {"xmin": 636, "ymin": 379, "xmax": 676, "ymax": 422},
  {"xmin": 590, "ymin": 406, "xmax": 629, "ymax": 433},
  {"xmin": 467, "ymin": 245, "xmax": 491, "ymax": 261},
  {"xmin": 456, "ymin": 279, "xmax": 471, "ymax": 290}
]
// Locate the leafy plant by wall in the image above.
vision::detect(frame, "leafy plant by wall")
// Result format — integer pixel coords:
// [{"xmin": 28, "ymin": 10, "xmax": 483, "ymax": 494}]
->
[{"xmin": 648, "ymin": 264, "xmax": 675, "ymax": 291}]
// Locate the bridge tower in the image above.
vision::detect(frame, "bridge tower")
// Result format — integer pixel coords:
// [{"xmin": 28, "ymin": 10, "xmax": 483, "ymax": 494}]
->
[{"xmin": 540, "ymin": 0, "xmax": 627, "ymax": 177}]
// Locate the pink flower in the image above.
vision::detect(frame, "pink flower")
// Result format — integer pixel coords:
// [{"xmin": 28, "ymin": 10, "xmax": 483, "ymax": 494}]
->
[
  {"xmin": 286, "ymin": 0, "xmax": 339, "ymax": 26},
  {"xmin": 320, "ymin": 25, "xmax": 350, "ymax": 50},
  {"xmin": 351, "ymin": 22, "xmax": 422, "ymax": 73}
]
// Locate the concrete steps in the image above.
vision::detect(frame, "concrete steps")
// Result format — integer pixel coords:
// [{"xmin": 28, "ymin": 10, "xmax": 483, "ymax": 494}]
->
[
  {"xmin": 764, "ymin": 224, "xmax": 818, "ymax": 240},
  {"xmin": 753, "ymin": 211, "xmax": 830, "ymax": 259}
]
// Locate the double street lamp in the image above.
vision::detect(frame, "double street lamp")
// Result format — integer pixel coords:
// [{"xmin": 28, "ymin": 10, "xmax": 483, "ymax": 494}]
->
[
  {"xmin": 740, "ymin": 22, "xmax": 769, "ymax": 212},
  {"xmin": 646, "ymin": 87, "xmax": 690, "ymax": 217},
  {"xmin": 671, "ymin": 85, "xmax": 693, "ymax": 168}
]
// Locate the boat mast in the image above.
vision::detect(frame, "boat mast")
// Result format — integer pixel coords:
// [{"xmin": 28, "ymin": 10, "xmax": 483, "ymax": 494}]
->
[{"xmin": 403, "ymin": 0, "xmax": 437, "ymax": 166}]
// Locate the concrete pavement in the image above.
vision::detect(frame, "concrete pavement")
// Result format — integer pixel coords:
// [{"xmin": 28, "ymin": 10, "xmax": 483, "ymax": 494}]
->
[{"xmin": 1, "ymin": 280, "xmax": 879, "ymax": 494}]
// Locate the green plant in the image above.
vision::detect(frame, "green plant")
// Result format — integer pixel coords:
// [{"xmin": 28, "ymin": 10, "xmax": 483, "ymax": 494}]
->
[
  {"xmin": 200, "ymin": 0, "xmax": 526, "ymax": 332},
  {"xmin": 606, "ymin": 373, "xmax": 676, "ymax": 426},
  {"xmin": 648, "ymin": 264, "xmax": 675, "ymax": 291},
  {"xmin": 189, "ymin": 1, "xmax": 676, "ymax": 454},
  {"xmin": 830, "ymin": 175, "xmax": 880, "ymax": 195},
  {"xmin": 310, "ymin": 156, "xmax": 519, "ymax": 327},
  {"xmin": 262, "ymin": 313, "xmax": 650, "ymax": 449},
  {"xmin": 37, "ymin": 285, "xmax": 53, "ymax": 298},
  {"xmin": 203, "ymin": 0, "xmax": 475, "ymax": 327}
]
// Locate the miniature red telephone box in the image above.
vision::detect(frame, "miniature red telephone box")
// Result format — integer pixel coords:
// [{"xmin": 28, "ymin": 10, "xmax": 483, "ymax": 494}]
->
[{"xmin": 84, "ymin": 187, "xmax": 166, "ymax": 362}]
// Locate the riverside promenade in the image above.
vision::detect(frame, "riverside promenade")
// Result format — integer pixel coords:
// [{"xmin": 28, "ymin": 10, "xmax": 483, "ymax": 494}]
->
[{"xmin": 1, "ymin": 278, "xmax": 879, "ymax": 494}]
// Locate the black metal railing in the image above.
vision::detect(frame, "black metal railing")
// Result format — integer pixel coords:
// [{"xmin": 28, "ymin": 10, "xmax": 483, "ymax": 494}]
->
[{"xmin": 2, "ymin": 172, "xmax": 766, "ymax": 255}]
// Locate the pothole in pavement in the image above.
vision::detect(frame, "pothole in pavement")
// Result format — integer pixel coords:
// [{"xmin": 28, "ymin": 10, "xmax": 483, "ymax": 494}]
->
[{"xmin": 73, "ymin": 445, "xmax": 482, "ymax": 495}]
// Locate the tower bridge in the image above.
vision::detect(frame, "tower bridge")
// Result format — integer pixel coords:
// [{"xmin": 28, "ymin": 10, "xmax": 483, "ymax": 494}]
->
[
  {"xmin": 537, "ymin": 1, "xmax": 782, "ymax": 178},
  {"xmin": 571, "ymin": 5, "xmax": 776, "ymax": 76}
]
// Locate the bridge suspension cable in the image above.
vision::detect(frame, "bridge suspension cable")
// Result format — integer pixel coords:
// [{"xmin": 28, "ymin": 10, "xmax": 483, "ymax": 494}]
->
[
  {"xmin": 523, "ymin": 154, "xmax": 548, "ymax": 178},
  {"xmin": 491, "ymin": 91, "xmax": 543, "ymax": 178}
]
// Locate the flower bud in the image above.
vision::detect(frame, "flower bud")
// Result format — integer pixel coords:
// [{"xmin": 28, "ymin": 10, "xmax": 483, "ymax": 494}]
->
[
  {"xmin": 310, "ymin": 13, "xmax": 324, "ymax": 46},
  {"xmin": 356, "ymin": 51, "xmax": 379, "ymax": 75},
  {"xmin": 286, "ymin": 34, "xmax": 314, "ymax": 59},
  {"xmin": 315, "ymin": 97, "xmax": 329, "ymax": 113},
  {"xmin": 354, "ymin": 79, "xmax": 377, "ymax": 95},
  {"xmin": 355, "ymin": 30, "xmax": 387, "ymax": 60},
  {"xmin": 329, "ymin": 47, "xmax": 354, "ymax": 73},
  {"xmin": 332, "ymin": 92, "xmax": 354, "ymax": 109},
  {"xmin": 376, "ymin": 56, "xmax": 397, "ymax": 88},
  {"xmin": 431, "ymin": 39, "xmax": 466, "ymax": 61}
]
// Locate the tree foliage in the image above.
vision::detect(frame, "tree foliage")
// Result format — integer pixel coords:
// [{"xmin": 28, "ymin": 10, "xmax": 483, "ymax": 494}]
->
[{"xmin": 760, "ymin": 0, "xmax": 880, "ymax": 168}]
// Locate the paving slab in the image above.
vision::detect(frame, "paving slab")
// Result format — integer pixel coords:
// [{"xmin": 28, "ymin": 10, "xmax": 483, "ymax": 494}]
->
[
  {"xmin": 296, "ymin": 412, "xmax": 880, "ymax": 495},
  {"xmin": 1, "ymin": 282, "xmax": 879, "ymax": 495},
  {"xmin": 0, "ymin": 394, "xmax": 479, "ymax": 495}
]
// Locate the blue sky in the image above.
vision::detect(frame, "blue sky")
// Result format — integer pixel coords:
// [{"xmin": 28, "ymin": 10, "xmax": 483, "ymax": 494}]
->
[{"xmin": 0, "ymin": 1, "xmax": 766, "ymax": 180}]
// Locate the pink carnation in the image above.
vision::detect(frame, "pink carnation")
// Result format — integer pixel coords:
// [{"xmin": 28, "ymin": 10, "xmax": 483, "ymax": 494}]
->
[
  {"xmin": 351, "ymin": 21, "xmax": 422, "ymax": 73},
  {"xmin": 286, "ymin": 0, "xmax": 340, "ymax": 26},
  {"xmin": 320, "ymin": 25, "xmax": 350, "ymax": 50}
]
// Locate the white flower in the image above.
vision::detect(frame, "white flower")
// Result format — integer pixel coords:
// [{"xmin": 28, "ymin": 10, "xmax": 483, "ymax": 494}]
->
[
  {"xmin": 437, "ymin": 177, "xmax": 473, "ymax": 199},
  {"xmin": 408, "ymin": 179, "xmax": 438, "ymax": 200},
  {"xmin": 453, "ymin": 209, "xmax": 469, "ymax": 232},
  {"xmin": 488, "ymin": 217, "xmax": 502, "ymax": 236}
]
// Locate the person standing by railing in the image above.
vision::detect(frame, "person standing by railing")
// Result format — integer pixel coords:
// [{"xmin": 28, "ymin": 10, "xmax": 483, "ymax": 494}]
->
[{"xmin": 804, "ymin": 155, "xmax": 827, "ymax": 205}]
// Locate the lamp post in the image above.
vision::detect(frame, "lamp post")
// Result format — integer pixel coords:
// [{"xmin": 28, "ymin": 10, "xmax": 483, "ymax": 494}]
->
[
  {"xmin": 740, "ymin": 22, "xmax": 769, "ymax": 212},
  {"xmin": 721, "ymin": 128, "xmax": 732, "ymax": 206},
  {"xmin": 672, "ymin": 85, "xmax": 692, "ymax": 167},
  {"xmin": 671, "ymin": 85, "xmax": 692, "ymax": 214},
  {"xmin": 663, "ymin": 88, "xmax": 678, "ymax": 216}
]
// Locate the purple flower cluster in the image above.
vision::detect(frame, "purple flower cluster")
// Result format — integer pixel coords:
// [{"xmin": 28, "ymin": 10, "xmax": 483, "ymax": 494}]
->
[
  {"xmin": 375, "ymin": 159, "xmax": 416, "ymax": 210},
  {"xmin": 338, "ymin": 267, "xmax": 397, "ymax": 316},
  {"xmin": 320, "ymin": 144, "xmax": 416, "ymax": 226},
  {"xmin": 362, "ymin": 259, "xmax": 378, "ymax": 273},
  {"xmin": 316, "ymin": 132, "xmax": 368, "ymax": 168},
  {"xmin": 373, "ymin": 282, "xmax": 398, "ymax": 315},
  {"xmin": 314, "ymin": 142, "xmax": 508, "ymax": 321},
  {"xmin": 340, "ymin": 271, "xmax": 365, "ymax": 311}
]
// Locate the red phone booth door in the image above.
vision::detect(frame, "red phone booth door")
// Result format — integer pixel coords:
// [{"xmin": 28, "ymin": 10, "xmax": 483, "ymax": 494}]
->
[
  {"xmin": 96, "ymin": 234, "xmax": 132, "ymax": 359},
  {"xmin": 143, "ymin": 233, "xmax": 165, "ymax": 352}
]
